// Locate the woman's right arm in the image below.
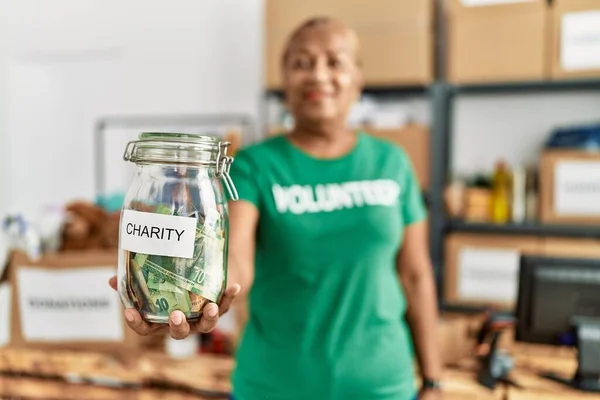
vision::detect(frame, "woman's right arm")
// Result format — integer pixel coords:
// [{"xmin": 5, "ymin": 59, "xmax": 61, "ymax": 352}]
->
[
  {"xmin": 226, "ymin": 200, "xmax": 259, "ymax": 336},
  {"xmin": 227, "ymin": 200, "xmax": 258, "ymax": 297}
]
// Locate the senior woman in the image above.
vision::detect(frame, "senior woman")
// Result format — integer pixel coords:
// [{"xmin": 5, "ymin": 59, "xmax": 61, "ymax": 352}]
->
[{"xmin": 111, "ymin": 16, "xmax": 443, "ymax": 400}]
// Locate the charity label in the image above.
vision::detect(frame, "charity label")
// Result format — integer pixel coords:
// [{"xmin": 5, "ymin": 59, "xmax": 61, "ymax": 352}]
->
[
  {"xmin": 17, "ymin": 267, "xmax": 124, "ymax": 342},
  {"xmin": 120, "ymin": 209, "xmax": 198, "ymax": 259}
]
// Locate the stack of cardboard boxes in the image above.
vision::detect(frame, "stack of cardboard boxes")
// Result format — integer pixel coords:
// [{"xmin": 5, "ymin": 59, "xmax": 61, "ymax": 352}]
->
[{"xmin": 266, "ymin": 0, "xmax": 600, "ymax": 86}]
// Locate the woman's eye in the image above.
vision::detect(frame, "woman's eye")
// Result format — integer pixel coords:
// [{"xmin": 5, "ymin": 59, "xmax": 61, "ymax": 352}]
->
[
  {"xmin": 329, "ymin": 58, "xmax": 345, "ymax": 69},
  {"xmin": 291, "ymin": 58, "xmax": 311, "ymax": 69}
]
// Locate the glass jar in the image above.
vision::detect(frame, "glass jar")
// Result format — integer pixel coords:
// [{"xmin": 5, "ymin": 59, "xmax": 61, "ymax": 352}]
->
[{"xmin": 117, "ymin": 132, "xmax": 238, "ymax": 324}]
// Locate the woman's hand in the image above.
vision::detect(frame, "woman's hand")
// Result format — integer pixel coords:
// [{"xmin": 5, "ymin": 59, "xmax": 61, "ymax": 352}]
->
[
  {"xmin": 419, "ymin": 388, "xmax": 443, "ymax": 400},
  {"xmin": 108, "ymin": 275, "xmax": 241, "ymax": 340}
]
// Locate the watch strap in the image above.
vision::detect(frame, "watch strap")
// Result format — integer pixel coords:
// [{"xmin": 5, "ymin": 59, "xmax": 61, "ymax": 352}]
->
[{"xmin": 422, "ymin": 378, "xmax": 443, "ymax": 390}]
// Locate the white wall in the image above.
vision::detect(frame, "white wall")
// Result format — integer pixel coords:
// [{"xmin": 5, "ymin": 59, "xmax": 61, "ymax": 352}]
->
[
  {"xmin": 5, "ymin": 0, "xmax": 263, "ymax": 213},
  {"xmin": 0, "ymin": 2, "xmax": 9, "ymax": 215}
]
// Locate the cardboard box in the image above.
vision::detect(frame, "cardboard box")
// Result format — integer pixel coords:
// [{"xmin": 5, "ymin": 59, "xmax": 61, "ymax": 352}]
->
[
  {"xmin": 444, "ymin": 233, "xmax": 542, "ymax": 310},
  {"xmin": 264, "ymin": 0, "xmax": 434, "ymax": 88},
  {"xmin": 541, "ymin": 237, "xmax": 600, "ymax": 259},
  {"xmin": 365, "ymin": 124, "xmax": 430, "ymax": 188},
  {"xmin": 446, "ymin": 0, "xmax": 548, "ymax": 83},
  {"xmin": 539, "ymin": 150, "xmax": 600, "ymax": 225},
  {"xmin": 6, "ymin": 250, "xmax": 140, "ymax": 354},
  {"xmin": 550, "ymin": 0, "xmax": 600, "ymax": 79}
]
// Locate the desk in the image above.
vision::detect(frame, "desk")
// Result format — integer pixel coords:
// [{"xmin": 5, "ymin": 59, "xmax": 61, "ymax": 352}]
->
[
  {"xmin": 441, "ymin": 368, "xmax": 504, "ymax": 399},
  {"xmin": 0, "ymin": 346, "xmax": 505, "ymax": 400},
  {"xmin": 507, "ymin": 344, "xmax": 600, "ymax": 400},
  {"xmin": 3, "ymin": 344, "xmax": 599, "ymax": 399}
]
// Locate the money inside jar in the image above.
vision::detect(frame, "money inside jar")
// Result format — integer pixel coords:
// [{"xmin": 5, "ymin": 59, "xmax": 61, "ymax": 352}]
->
[{"xmin": 122, "ymin": 201, "xmax": 226, "ymax": 321}]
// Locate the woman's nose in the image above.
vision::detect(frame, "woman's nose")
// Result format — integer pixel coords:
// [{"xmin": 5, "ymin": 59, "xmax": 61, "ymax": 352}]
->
[{"xmin": 309, "ymin": 59, "xmax": 331, "ymax": 83}]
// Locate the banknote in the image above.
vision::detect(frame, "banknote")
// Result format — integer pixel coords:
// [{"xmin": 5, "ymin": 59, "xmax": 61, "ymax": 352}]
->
[
  {"xmin": 149, "ymin": 287, "xmax": 192, "ymax": 316},
  {"xmin": 147, "ymin": 270, "xmax": 185, "ymax": 294},
  {"xmin": 146, "ymin": 270, "xmax": 208, "ymax": 314}
]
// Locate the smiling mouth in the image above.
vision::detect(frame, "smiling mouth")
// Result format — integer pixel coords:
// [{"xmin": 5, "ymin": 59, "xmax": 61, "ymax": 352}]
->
[{"xmin": 304, "ymin": 91, "xmax": 333, "ymax": 101}]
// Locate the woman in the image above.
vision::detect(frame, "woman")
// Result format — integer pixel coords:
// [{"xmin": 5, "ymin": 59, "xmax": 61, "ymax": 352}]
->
[{"xmin": 111, "ymin": 17, "xmax": 442, "ymax": 400}]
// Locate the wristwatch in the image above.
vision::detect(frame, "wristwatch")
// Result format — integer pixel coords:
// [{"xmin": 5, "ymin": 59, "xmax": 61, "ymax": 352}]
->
[{"xmin": 422, "ymin": 378, "xmax": 443, "ymax": 391}]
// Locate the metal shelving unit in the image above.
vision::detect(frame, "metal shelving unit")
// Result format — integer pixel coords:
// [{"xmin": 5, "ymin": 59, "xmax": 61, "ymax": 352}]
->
[
  {"xmin": 262, "ymin": 77, "xmax": 600, "ymax": 310},
  {"xmin": 262, "ymin": 76, "xmax": 600, "ymax": 312},
  {"xmin": 426, "ymin": 78, "xmax": 600, "ymax": 310}
]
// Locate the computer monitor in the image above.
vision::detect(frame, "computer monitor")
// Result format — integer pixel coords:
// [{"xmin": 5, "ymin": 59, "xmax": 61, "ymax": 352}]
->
[{"xmin": 515, "ymin": 255, "xmax": 600, "ymax": 393}]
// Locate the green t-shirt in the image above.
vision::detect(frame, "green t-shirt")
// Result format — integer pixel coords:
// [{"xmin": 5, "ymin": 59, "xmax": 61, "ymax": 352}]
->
[{"xmin": 227, "ymin": 132, "xmax": 427, "ymax": 400}]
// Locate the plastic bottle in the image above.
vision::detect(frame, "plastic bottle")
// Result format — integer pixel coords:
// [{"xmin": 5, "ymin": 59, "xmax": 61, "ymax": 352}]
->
[
  {"xmin": 511, "ymin": 165, "xmax": 526, "ymax": 224},
  {"xmin": 490, "ymin": 161, "xmax": 511, "ymax": 224}
]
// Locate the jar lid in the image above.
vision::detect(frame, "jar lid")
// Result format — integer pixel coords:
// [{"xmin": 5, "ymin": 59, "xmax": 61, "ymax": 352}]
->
[
  {"xmin": 123, "ymin": 132, "xmax": 238, "ymax": 200},
  {"xmin": 124, "ymin": 132, "xmax": 222, "ymax": 165}
]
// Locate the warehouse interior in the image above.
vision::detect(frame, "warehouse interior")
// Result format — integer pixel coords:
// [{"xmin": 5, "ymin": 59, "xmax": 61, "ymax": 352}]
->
[{"xmin": 1, "ymin": 0, "xmax": 600, "ymax": 399}]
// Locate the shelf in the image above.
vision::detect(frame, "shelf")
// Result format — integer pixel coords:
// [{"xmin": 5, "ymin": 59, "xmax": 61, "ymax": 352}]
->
[
  {"xmin": 451, "ymin": 78, "xmax": 600, "ymax": 95},
  {"xmin": 265, "ymin": 84, "xmax": 428, "ymax": 99},
  {"xmin": 265, "ymin": 79, "xmax": 600, "ymax": 99},
  {"xmin": 441, "ymin": 302, "xmax": 514, "ymax": 315},
  {"xmin": 446, "ymin": 220, "xmax": 600, "ymax": 238}
]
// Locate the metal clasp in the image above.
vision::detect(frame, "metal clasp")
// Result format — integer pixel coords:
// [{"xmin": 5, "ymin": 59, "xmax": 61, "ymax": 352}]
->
[
  {"xmin": 123, "ymin": 140, "xmax": 139, "ymax": 162},
  {"xmin": 217, "ymin": 141, "xmax": 239, "ymax": 201}
]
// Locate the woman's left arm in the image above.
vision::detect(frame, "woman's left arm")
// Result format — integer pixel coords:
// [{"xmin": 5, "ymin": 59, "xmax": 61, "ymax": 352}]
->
[{"xmin": 396, "ymin": 219, "xmax": 443, "ymax": 396}]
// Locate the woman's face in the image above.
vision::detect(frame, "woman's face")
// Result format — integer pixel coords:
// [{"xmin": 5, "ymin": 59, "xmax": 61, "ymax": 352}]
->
[{"xmin": 282, "ymin": 23, "xmax": 363, "ymax": 125}]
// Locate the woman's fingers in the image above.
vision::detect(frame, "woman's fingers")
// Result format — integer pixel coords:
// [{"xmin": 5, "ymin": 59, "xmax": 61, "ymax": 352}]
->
[
  {"xmin": 188, "ymin": 284, "xmax": 242, "ymax": 333},
  {"xmin": 108, "ymin": 276, "xmax": 118, "ymax": 291},
  {"xmin": 219, "ymin": 283, "xmax": 241, "ymax": 316},
  {"xmin": 193, "ymin": 303, "xmax": 220, "ymax": 333},
  {"xmin": 124, "ymin": 309, "xmax": 164, "ymax": 336},
  {"xmin": 168, "ymin": 310, "xmax": 191, "ymax": 340}
]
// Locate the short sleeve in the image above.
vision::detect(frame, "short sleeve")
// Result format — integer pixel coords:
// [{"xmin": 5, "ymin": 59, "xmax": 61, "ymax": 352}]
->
[
  {"xmin": 226, "ymin": 150, "xmax": 260, "ymax": 207},
  {"xmin": 400, "ymin": 152, "xmax": 427, "ymax": 225}
]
